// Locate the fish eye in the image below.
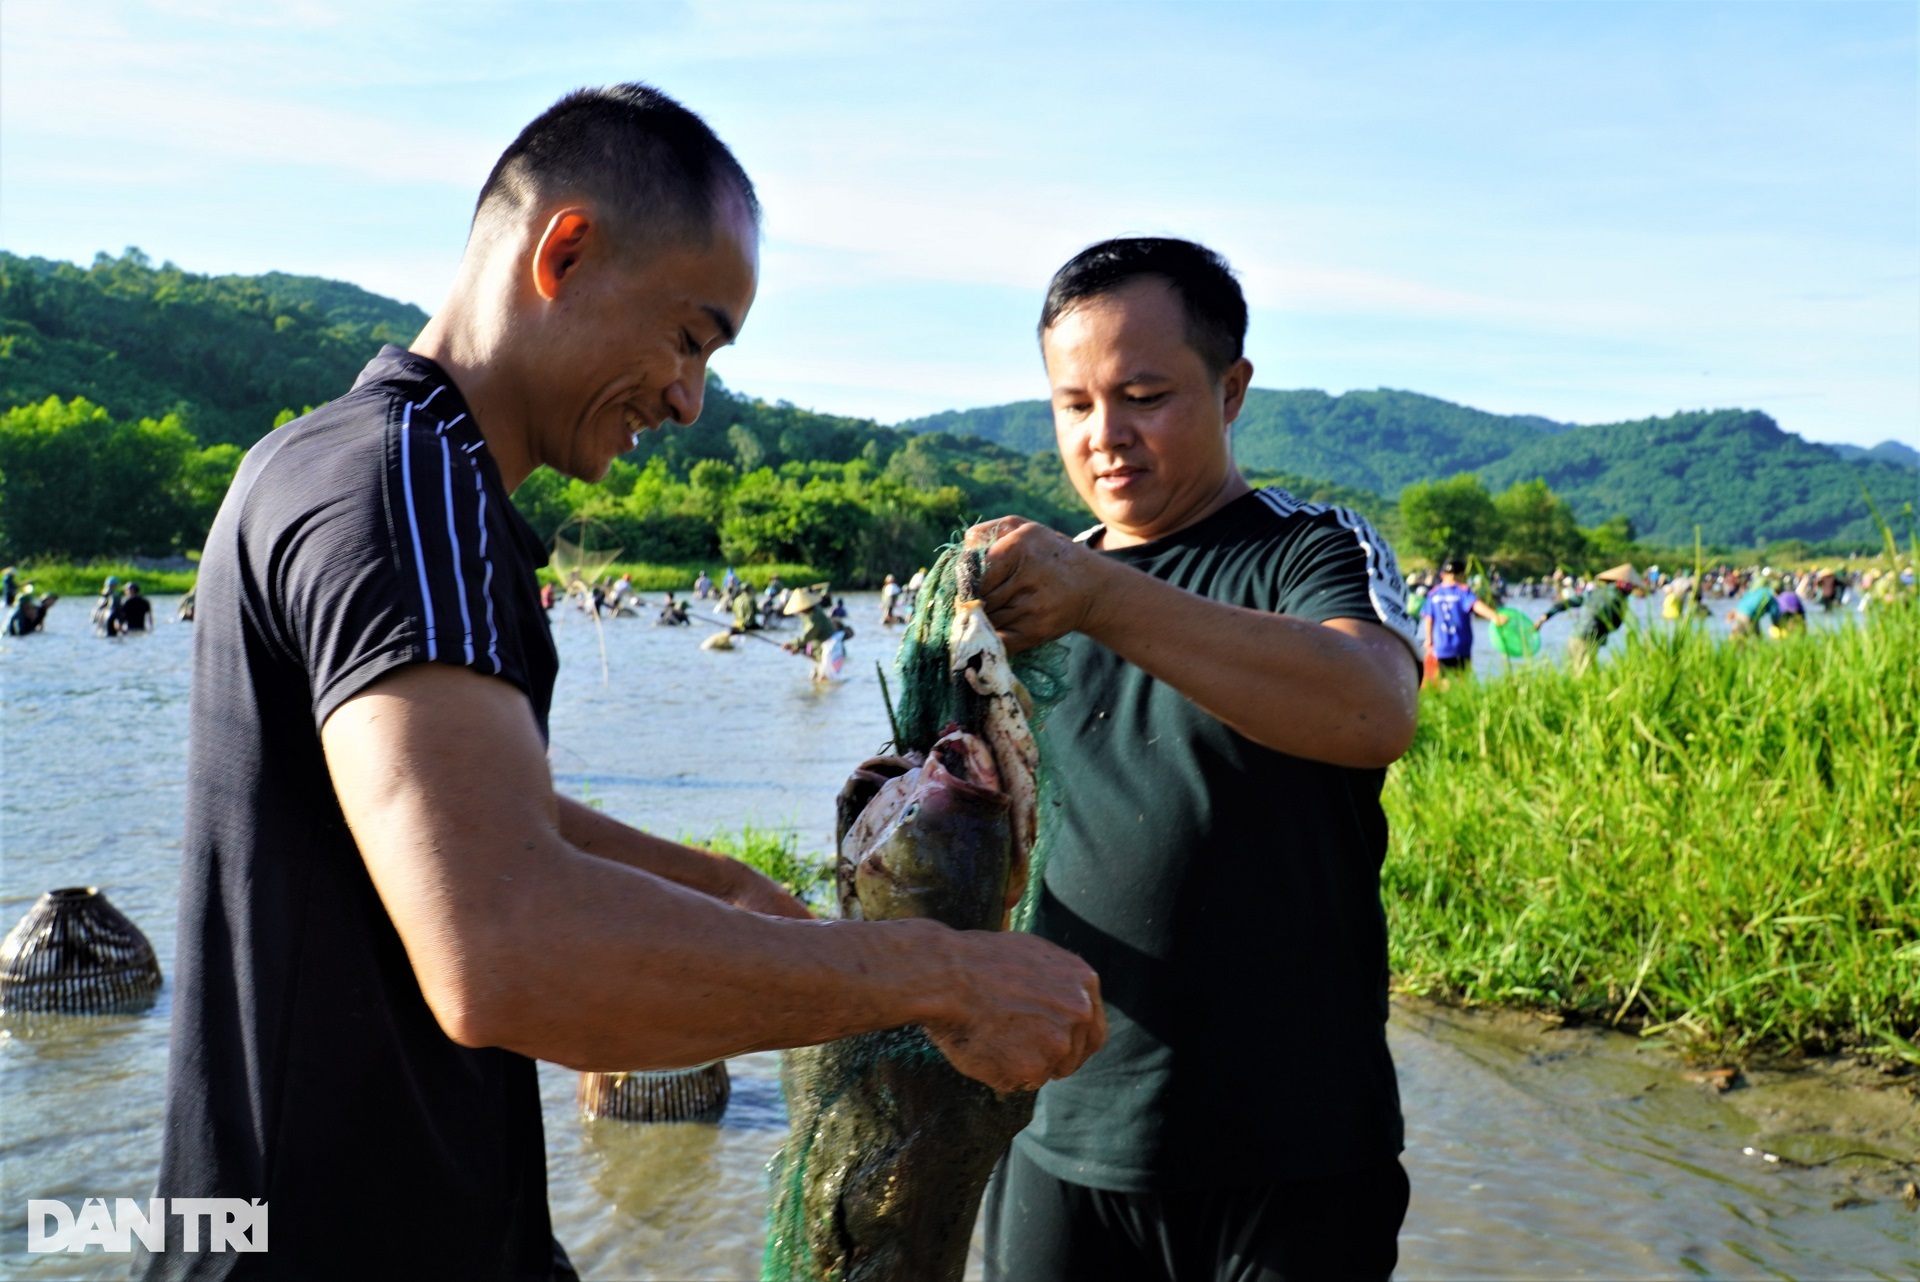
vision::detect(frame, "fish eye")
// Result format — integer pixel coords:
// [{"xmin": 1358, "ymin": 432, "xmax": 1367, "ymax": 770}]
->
[{"xmin": 901, "ymin": 804, "xmax": 919, "ymax": 819}]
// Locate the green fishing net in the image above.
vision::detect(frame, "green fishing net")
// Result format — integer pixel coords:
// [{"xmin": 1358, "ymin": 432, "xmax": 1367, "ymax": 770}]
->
[{"xmin": 761, "ymin": 537, "xmax": 1071, "ymax": 1281}]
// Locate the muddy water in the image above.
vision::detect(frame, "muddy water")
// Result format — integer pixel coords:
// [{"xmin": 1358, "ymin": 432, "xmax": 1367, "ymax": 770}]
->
[{"xmin": 3, "ymin": 594, "xmax": 1914, "ymax": 1279}]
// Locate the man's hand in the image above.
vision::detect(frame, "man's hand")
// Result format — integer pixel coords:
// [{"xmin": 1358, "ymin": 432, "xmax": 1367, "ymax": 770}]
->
[
  {"xmin": 916, "ymin": 925, "xmax": 1106, "ymax": 1093},
  {"xmin": 971, "ymin": 517, "xmax": 1109, "ymax": 654}
]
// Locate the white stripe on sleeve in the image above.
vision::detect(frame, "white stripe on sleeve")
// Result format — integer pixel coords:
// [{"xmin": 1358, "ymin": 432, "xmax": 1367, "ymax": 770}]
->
[
  {"xmin": 436, "ymin": 421, "xmax": 477, "ymax": 666},
  {"xmin": 468, "ymin": 455, "xmax": 501, "ymax": 674},
  {"xmin": 399, "ymin": 402, "xmax": 438, "ymax": 660}
]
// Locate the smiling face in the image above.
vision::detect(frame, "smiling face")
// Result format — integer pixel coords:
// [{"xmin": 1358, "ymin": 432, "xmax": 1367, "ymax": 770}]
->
[
  {"xmin": 1041, "ymin": 277, "xmax": 1252, "ymax": 548},
  {"xmin": 520, "ymin": 200, "xmax": 759, "ymax": 482}
]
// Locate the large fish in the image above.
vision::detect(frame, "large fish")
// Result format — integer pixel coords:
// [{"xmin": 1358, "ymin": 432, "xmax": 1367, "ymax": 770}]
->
[{"xmin": 765, "ymin": 592, "xmax": 1042, "ymax": 1282}]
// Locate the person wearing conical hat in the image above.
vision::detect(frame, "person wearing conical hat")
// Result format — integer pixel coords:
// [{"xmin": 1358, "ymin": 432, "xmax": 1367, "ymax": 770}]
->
[
  {"xmin": 1536, "ymin": 563, "xmax": 1641, "ymax": 674},
  {"xmin": 781, "ymin": 583, "xmax": 837, "ymax": 654}
]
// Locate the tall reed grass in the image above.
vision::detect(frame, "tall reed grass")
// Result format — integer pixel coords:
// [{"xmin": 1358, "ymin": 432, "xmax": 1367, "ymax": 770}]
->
[{"xmin": 1383, "ymin": 602, "xmax": 1919, "ymax": 1061}]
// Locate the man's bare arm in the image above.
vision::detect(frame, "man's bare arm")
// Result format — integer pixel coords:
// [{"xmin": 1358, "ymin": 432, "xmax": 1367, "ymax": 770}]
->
[
  {"xmin": 320, "ymin": 663, "xmax": 1105, "ymax": 1089},
  {"xmin": 976, "ymin": 519, "xmax": 1418, "ymax": 768}
]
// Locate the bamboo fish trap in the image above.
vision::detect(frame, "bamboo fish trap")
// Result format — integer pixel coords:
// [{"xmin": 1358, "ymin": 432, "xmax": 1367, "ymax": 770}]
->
[{"xmin": 0, "ymin": 887, "xmax": 163, "ymax": 1015}]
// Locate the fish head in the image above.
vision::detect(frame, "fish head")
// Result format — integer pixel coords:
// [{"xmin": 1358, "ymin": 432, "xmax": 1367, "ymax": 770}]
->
[{"xmin": 852, "ymin": 731, "xmax": 1012, "ymax": 931}]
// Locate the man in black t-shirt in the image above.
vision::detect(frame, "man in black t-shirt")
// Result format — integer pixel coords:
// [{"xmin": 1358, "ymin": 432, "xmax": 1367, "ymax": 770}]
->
[
  {"xmin": 975, "ymin": 239, "xmax": 1421, "ymax": 1282},
  {"xmin": 146, "ymin": 85, "xmax": 1104, "ymax": 1282},
  {"xmin": 117, "ymin": 583, "xmax": 154, "ymax": 633}
]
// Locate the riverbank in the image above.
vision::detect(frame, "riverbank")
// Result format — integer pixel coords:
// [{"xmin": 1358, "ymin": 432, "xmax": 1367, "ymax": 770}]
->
[
  {"xmin": 540, "ymin": 560, "xmax": 829, "ymax": 593},
  {"xmin": 1382, "ymin": 602, "xmax": 1920, "ymax": 1066},
  {"xmin": 7, "ymin": 560, "xmax": 198, "ymax": 597}
]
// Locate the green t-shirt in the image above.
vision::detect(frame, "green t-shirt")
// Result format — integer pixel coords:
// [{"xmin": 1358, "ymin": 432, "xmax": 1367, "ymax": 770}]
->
[
  {"xmin": 797, "ymin": 605, "xmax": 836, "ymax": 645},
  {"xmin": 1016, "ymin": 487, "xmax": 1417, "ymax": 1192}
]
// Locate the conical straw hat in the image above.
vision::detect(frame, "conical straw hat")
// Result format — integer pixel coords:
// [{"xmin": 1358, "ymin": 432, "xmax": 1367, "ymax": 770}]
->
[
  {"xmin": 1595, "ymin": 563, "xmax": 1640, "ymax": 586},
  {"xmin": 782, "ymin": 586, "xmax": 821, "ymax": 615}
]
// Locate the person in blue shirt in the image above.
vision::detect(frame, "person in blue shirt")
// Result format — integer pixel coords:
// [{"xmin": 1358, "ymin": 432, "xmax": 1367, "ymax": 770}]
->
[{"xmin": 1420, "ymin": 558, "xmax": 1501, "ymax": 674}]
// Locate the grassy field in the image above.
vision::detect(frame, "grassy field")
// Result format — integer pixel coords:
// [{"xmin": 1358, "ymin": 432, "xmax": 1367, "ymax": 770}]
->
[
  {"xmin": 8, "ymin": 560, "xmax": 199, "ymax": 597},
  {"xmin": 1383, "ymin": 600, "xmax": 1919, "ymax": 1063}
]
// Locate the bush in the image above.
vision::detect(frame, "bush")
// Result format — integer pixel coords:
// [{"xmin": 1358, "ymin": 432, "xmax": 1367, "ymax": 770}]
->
[{"xmin": 0, "ymin": 396, "xmax": 240, "ymax": 561}]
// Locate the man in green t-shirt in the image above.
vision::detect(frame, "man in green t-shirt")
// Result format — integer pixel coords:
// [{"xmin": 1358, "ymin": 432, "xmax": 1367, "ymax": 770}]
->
[{"xmin": 973, "ymin": 238, "xmax": 1421, "ymax": 1281}]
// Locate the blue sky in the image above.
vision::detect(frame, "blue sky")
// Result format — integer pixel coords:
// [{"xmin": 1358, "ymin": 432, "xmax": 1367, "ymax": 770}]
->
[{"xmin": 2, "ymin": 0, "xmax": 1914, "ymax": 447}]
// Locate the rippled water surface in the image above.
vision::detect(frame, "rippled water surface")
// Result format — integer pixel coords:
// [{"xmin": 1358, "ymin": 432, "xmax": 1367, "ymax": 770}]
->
[{"xmin": 3, "ymin": 592, "xmax": 1912, "ymax": 1279}]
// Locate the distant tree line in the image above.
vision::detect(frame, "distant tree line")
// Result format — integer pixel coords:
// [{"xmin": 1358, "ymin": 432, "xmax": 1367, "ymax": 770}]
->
[
  {"xmin": 1400, "ymin": 472, "xmax": 1667, "ymax": 576},
  {"xmin": 0, "ymin": 396, "xmax": 240, "ymax": 561},
  {"xmin": 7, "ymin": 251, "xmax": 1905, "ymax": 575},
  {"xmin": 511, "ymin": 390, "xmax": 1089, "ymax": 584}
]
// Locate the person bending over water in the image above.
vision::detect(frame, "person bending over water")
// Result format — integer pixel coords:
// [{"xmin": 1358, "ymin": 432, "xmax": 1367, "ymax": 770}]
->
[{"xmin": 1537, "ymin": 564, "xmax": 1640, "ymax": 673}]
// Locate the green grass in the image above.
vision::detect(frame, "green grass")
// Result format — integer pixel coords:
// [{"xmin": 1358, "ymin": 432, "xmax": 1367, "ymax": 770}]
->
[
  {"xmin": 9, "ymin": 560, "xmax": 199, "ymax": 597},
  {"xmin": 538, "ymin": 561, "xmax": 829, "ymax": 593},
  {"xmin": 1383, "ymin": 601, "xmax": 1920, "ymax": 1062},
  {"xmin": 694, "ymin": 824, "xmax": 835, "ymax": 910}
]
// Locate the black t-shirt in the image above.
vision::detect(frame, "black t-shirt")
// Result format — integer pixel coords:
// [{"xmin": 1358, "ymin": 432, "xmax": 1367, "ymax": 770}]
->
[
  {"xmin": 146, "ymin": 348, "xmax": 562, "ymax": 1279},
  {"xmin": 1014, "ymin": 487, "xmax": 1418, "ymax": 1192},
  {"xmin": 120, "ymin": 594, "xmax": 154, "ymax": 631}
]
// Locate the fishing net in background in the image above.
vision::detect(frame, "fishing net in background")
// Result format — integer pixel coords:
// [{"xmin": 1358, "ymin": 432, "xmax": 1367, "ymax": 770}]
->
[
  {"xmin": 551, "ymin": 529, "xmax": 621, "ymax": 591},
  {"xmin": 551, "ymin": 525, "xmax": 622, "ymax": 686},
  {"xmin": 761, "ymin": 535, "xmax": 1072, "ymax": 1282}
]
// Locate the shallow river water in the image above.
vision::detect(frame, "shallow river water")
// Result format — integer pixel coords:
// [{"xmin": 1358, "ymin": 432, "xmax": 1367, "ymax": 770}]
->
[{"xmin": 2, "ymin": 591, "xmax": 1913, "ymax": 1279}]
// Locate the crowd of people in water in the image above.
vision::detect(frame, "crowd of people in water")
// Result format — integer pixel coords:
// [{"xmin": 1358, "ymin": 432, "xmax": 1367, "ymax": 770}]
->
[
  {"xmin": 11, "ymin": 558, "xmax": 1910, "ymax": 685},
  {"xmin": 1404, "ymin": 556, "xmax": 1913, "ymax": 679},
  {"xmin": 523, "ymin": 564, "xmax": 934, "ymax": 682},
  {"xmin": 3, "ymin": 569, "xmax": 191, "ymax": 638}
]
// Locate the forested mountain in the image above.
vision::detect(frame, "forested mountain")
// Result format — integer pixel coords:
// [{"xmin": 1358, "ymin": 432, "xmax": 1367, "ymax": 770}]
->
[
  {"xmin": 1479, "ymin": 409, "xmax": 1914, "ymax": 547},
  {"xmin": 900, "ymin": 388, "xmax": 1571, "ymax": 495},
  {"xmin": 904, "ymin": 391, "xmax": 1911, "ymax": 547},
  {"xmin": 4, "ymin": 248, "xmax": 1908, "ymax": 563},
  {"xmin": 0, "ymin": 249, "xmax": 1085, "ymax": 569},
  {"xmin": 1828, "ymin": 439, "xmax": 1920, "ymax": 471},
  {"xmin": 0, "ymin": 249, "xmax": 426, "ymax": 446}
]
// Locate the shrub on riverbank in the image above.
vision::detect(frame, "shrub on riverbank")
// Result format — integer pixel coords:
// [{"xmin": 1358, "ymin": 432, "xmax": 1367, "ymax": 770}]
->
[
  {"xmin": 9, "ymin": 560, "xmax": 198, "ymax": 597},
  {"xmin": 1383, "ymin": 601, "xmax": 1919, "ymax": 1062}
]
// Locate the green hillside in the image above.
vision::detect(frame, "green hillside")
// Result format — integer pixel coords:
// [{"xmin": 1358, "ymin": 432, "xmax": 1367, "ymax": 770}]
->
[
  {"xmin": 1830, "ymin": 439, "xmax": 1920, "ymax": 471},
  {"xmin": 0, "ymin": 248, "xmax": 426, "ymax": 447},
  {"xmin": 0, "ymin": 250, "xmax": 1087, "ymax": 572},
  {"xmin": 1479, "ymin": 409, "xmax": 1915, "ymax": 547},
  {"xmin": 899, "ymin": 388, "xmax": 1571, "ymax": 495},
  {"xmin": 5, "ymin": 248, "xmax": 1907, "ymax": 563},
  {"xmin": 901, "ymin": 391, "xmax": 1912, "ymax": 547}
]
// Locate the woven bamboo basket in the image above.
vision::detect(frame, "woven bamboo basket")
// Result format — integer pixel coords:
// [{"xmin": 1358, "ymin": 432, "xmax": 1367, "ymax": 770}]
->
[
  {"xmin": 0, "ymin": 887, "xmax": 163, "ymax": 1014},
  {"xmin": 578, "ymin": 1061, "xmax": 731, "ymax": 1122}
]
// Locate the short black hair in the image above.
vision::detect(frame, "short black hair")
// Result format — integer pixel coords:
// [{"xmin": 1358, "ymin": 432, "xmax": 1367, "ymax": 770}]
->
[
  {"xmin": 474, "ymin": 83, "xmax": 759, "ymax": 248},
  {"xmin": 1039, "ymin": 237, "xmax": 1247, "ymax": 377}
]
